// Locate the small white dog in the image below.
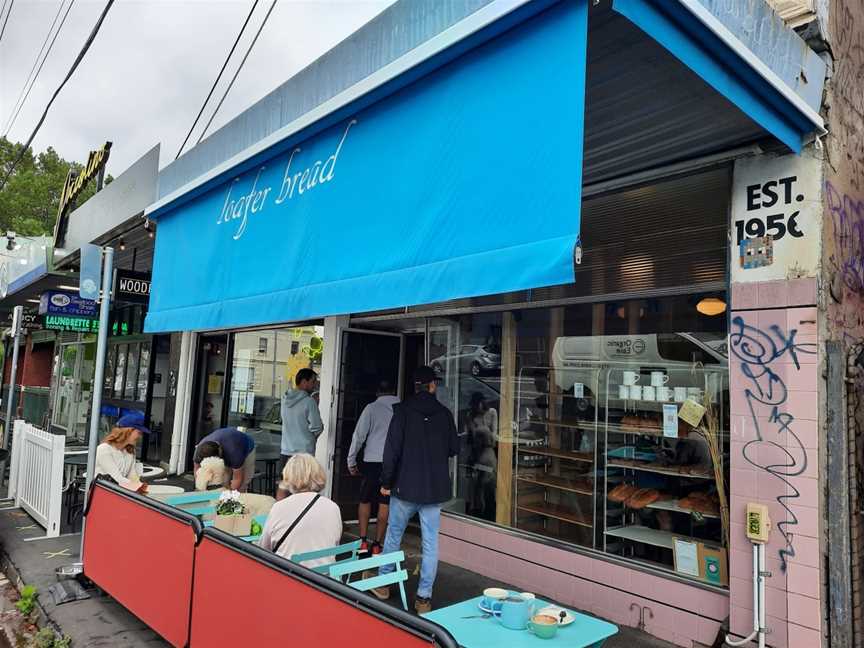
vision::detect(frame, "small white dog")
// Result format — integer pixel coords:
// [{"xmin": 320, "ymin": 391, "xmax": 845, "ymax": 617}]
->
[
  {"xmin": 195, "ymin": 456, "xmax": 228, "ymax": 491},
  {"xmin": 194, "ymin": 456, "xmax": 275, "ymax": 516}
]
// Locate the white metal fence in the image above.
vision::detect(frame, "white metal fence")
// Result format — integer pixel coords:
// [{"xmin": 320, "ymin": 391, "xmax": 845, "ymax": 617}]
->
[{"xmin": 10, "ymin": 420, "xmax": 64, "ymax": 537}]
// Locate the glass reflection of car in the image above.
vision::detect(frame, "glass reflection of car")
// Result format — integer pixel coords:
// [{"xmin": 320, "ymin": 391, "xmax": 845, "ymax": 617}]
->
[{"xmin": 431, "ymin": 344, "xmax": 501, "ymax": 377}]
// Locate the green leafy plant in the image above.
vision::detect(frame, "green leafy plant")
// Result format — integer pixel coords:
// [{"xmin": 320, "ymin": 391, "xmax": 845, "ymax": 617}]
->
[
  {"xmin": 30, "ymin": 627, "xmax": 71, "ymax": 648},
  {"xmin": 215, "ymin": 491, "xmax": 247, "ymax": 516},
  {"xmin": 15, "ymin": 585, "xmax": 37, "ymax": 615}
]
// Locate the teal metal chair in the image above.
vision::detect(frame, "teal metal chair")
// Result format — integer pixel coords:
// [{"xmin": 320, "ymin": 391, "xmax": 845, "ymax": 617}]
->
[
  {"xmin": 328, "ymin": 551, "xmax": 409, "ymax": 611},
  {"xmin": 290, "ymin": 539, "xmax": 362, "ymax": 575}
]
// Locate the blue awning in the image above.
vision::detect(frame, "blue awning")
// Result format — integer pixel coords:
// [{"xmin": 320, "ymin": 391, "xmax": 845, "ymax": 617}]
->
[
  {"xmin": 612, "ymin": 0, "xmax": 824, "ymax": 154},
  {"xmin": 144, "ymin": 0, "xmax": 587, "ymax": 332},
  {"xmin": 145, "ymin": 0, "xmax": 826, "ymax": 334}
]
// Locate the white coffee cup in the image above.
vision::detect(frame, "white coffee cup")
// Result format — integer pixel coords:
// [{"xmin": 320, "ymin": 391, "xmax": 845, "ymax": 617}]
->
[
  {"xmin": 135, "ymin": 461, "xmax": 144, "ymax": 476},
  {"xmin": 688, "ymin": 387, "xmax": 704, "ymax": 401},
  {"xmin": 642, "ymin": 386, "xmax": 656, "ymax": 401},
  {"xmin": 618, "ymin": 385, "xmax": 629, "ymax": 400},
  {"xmin": 674, "ymin": 387, "xmax": 688, "ymax": 402},
  {"xmin": 629, "ymin": 385, "xmax": 643, "ymax": 400},
  {"xmin": 650, "ymin": 371, "xmax": 668, "ymax": 387},
  {"xmin": 656, "ymin": 386, "xmax": 671, "ymax": 401},
  {"xmin": 622, "ymin": 371, "xmax": 640, "ymax": 386}
]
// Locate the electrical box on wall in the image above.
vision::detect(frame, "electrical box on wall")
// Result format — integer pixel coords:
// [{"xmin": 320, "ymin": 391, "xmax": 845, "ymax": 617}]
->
[{"xmin": 746, "ymin": 503, "xmax": 771, "ymax": 543}]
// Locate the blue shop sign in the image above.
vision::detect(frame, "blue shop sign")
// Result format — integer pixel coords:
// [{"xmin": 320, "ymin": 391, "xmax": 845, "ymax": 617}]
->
[{"xmin": 39, "ymin": 290, "xmax": 98, "ymax": 317}]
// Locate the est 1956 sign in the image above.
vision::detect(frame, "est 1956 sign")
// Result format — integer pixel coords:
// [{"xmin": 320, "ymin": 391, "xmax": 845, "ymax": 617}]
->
[{"xmin": 731, "ymin": 152, "xmax": 822, "ymax": 283}]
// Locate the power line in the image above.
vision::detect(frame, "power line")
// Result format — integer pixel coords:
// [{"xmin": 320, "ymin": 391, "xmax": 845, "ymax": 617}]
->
[
  {"xmin": 0, "ymin": 0, "xmax": 15, "ymax": 45},
  {"xmin": 197, "ymin": 0, "xmax": 277, "ymax": 145},
  {"xmin": 0, "ymin": 0, "xmax": 115, "ymax": 192},
  {"xmin": 3, "ymin": 0, "xmax": 74, "ymax": 137},
  {"xmin": 175, "ymin": 0, "xmax": 260, "ymax": 159}
]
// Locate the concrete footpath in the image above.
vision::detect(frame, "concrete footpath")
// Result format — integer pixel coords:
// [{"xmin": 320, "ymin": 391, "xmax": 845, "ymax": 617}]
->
[{"xmin": 0, "ymin": 507, "xmax": 684, "ymax": 647}]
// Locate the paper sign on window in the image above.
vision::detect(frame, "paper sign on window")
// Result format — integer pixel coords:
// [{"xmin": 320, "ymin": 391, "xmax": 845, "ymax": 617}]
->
[
  {"xmin": 679, "ymin": 399, "xmax": 706, "ymax": 428},
  {"xmin": 663, "ymin": 404, "xmax": 679, "ymax": 438}
]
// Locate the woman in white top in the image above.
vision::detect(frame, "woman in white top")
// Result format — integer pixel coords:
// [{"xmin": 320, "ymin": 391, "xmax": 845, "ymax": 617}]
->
[
  {"xmin": 94, "ymin": 413, "xmax": 150, "ymax": 493},
  {"xmin": 259, "ymin": 454, "xmax": 342, "ymax": 568}
]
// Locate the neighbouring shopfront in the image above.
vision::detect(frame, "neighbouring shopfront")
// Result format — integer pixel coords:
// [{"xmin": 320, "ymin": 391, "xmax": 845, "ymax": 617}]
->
[{"xmin": 142, "ymin": 1, "xmax": 827, "ymax": 645}]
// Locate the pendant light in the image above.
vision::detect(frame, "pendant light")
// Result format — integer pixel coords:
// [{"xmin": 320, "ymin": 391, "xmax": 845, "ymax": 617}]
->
[{"xmin": 696, "ymin": 297, "xmax": 727, "ymax": 316}]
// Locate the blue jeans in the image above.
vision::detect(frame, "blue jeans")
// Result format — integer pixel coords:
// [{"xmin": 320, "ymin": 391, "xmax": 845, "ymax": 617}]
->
[{"xmin": 379, "ymin": 496, "xmax": 441, "ymax": 598}]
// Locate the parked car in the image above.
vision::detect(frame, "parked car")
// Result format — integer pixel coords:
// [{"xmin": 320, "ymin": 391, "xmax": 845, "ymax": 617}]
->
[{"xmin": 431, "ymin": 344, "xmax": 501, "ymax": 377}]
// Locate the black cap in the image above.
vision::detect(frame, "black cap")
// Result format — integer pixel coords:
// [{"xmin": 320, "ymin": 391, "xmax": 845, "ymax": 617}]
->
[{"xmin": 413, "ymin": 365, "xmax": 437, "ymax": 386}]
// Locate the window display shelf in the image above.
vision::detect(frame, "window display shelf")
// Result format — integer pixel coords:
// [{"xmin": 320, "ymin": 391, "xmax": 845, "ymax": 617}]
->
[
  {"xmin": 520, "ymin": 418, "xmax": 595, "ymax": 432},
  {"xmin": 517, "ymin": 502, "xmax": 593, "ymax": 528},
  {"xmin": 516, "ymin": 474, "xmax": 593, "ymax": 496},
  {"xmin": 605, "ymin": 525, "xmax": 698, "ymax": 550},
  {"xmin": 605, "ymin": 421, "xmax": 665, "ymax": 437},
  {"xmin": 607, "ymin": 462, "xmax": 714, "ymax": 480},
  {"xmin": 646, "ymin": 498, "xmax": 720, "ymax": 519},
  {"xmin": 518, "ymin": 446, "xmax": 594, "ymax": 463}
]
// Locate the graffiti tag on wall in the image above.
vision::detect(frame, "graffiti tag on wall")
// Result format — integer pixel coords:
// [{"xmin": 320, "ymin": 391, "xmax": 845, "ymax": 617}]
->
[{"xmin": 730, "ymin": 316, "xmax": 817, "ymax": 570}]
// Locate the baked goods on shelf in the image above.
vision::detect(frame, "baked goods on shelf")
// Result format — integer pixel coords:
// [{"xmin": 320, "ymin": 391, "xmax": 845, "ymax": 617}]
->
[
  {"xmin": 626, "ymin": 488, "xmax": 661, "ymax": 509},
  {"xmin": 608, "ymin": 483, "xmax": 638, "ymax": 502},
  {"xmin": 677, "ymin": 490, "xmax": 720, "ymax": 516}
]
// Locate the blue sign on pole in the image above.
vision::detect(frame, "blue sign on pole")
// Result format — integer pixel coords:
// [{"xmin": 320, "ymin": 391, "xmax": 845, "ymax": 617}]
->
[
  {"xmin": 39, "ymin": 291, "xmax": 98, "ymax": 317},
  {"xmin": 79, "ymin": 243, "xmax": 102, "ymax": 301}
]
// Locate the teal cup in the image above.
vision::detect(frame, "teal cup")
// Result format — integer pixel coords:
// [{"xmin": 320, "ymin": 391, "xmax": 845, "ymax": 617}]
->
[{"xmin": 527, "ymin": 614, "xmax": 560, "ymax": 639}]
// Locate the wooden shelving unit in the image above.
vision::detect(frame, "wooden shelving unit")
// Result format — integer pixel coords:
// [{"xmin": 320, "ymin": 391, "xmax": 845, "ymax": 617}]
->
[
  {"xmin": 516, "ymin": 474, "xmax": 593, "ymax": 496},
  {"xmin": 513, "ymin": 367, "xmax": 598, "ymax": 545},
  {"xmin": 518, "ymin": 502, "xmax": 593, "ymax": 528}
]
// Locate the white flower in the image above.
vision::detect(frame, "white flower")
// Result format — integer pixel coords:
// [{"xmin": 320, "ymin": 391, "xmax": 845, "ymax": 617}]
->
[{"xmin": 218, "ymin": 490, "xmax": 242, "ymax": 503}]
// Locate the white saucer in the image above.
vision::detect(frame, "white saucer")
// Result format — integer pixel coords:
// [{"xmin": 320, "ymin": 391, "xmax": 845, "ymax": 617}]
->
[
  {"xmin": 537, "ymin": 606, "xmax": 575, "ymax": 626},
  {"xmin": 478, "ymin": 601, "xmax": 495, "ymax": 614}
]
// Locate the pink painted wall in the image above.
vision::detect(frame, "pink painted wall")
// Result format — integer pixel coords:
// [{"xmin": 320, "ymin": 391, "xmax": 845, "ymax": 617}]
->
[
  {"xmin": 728, "ymin": 278, "xmax": 822, "ymax": 648},
  {"xmin": 439, "ymin": 514, "xmax": 728, "ymax": 648}
]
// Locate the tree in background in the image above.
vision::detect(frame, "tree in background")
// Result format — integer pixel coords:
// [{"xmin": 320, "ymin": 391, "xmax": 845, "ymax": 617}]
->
[{"xmin": 0, "ymin": 137, "xmax": 112, "ymax": 237}]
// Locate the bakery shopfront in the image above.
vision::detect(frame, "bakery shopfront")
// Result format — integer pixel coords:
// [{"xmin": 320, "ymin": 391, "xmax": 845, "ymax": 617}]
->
[{"xmin": 143, "ymin": 1, "xmax": 825, "ymax": 645}]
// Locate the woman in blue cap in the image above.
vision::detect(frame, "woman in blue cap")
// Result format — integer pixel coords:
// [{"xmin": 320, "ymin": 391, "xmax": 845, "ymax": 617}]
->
[{"xmin": 94, "ymin": 412, "xmax": 150, "ymax": 493}]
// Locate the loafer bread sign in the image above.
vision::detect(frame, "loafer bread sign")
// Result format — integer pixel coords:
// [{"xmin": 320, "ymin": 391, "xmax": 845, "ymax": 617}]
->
[{"xmin": 216, "ymin": 119, "xmax": 357, "ymax": 240}]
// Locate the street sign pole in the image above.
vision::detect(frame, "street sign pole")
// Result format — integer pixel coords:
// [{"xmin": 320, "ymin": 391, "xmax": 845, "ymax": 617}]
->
[
  {"xmin": 80, "ymin": 246, "xmax": 113, "ymax": 559},
  {"xmin": 3, "ymin": 305, "xmax": 22, "ymax": 451}
]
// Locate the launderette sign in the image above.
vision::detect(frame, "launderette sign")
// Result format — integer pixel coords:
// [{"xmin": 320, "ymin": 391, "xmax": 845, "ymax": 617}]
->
[
  {"xmin": 146, "ymin": 1, "xmax": 588, "ymax": 333},
  {"xmin": 38, "ymin": 290, "xmax": 98, "ymax": 318}
]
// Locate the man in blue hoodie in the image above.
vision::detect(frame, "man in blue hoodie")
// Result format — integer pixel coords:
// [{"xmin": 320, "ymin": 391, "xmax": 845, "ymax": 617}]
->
[{"xmin": 279, "ymin": 368, "xmax": 323, "ymax": 493}]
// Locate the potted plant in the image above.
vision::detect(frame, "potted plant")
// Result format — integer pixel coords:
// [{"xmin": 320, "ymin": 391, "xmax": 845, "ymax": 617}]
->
[{"xmin": 213, "ymin": 490, "xmax": 251, "ymax": 536}]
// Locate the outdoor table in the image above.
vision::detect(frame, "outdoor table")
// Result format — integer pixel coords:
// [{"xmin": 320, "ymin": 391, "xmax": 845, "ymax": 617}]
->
[
  {"xmin": 422, "ymin": 596, "xmax": 618, "ymax": 648},
  {"xmin": 146, "ymin": 484, "xmax": 185, "ymax": 495},
  {"xmin": 140, "ymin": 465, "xmax": 166, "ymax": 480}
]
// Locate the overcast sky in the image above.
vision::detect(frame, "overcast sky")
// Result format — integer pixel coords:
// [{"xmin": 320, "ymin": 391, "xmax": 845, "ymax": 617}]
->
[{"xmin": 0, "ymin": 0, "xmax": 394, "ymax": 174}]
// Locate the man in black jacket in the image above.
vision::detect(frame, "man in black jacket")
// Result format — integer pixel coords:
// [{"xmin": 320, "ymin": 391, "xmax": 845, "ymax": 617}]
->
[{"xmin": 372, "ymin": 366, "xmax": 458, "ymax": 613}]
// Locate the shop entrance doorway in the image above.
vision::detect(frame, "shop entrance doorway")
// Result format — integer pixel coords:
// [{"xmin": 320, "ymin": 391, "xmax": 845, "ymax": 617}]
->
[
  {"xmin": 330, "ymin": 320, "xmax": 469, "ymax": 519},
  {"xmin": 331, "ymin": 329, "xmax": 403, "ymax": 520},
  {"xmin": 186, "ymin": 334, "xmax": 230, "ymax": 467}
]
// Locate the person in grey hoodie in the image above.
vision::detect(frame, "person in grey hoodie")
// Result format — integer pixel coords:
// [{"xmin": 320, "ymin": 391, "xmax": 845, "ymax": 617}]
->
[
  {"xmin": 279, "ymin": 368, "xmax": 323, "ymax": 497},
  {"xmin": 347, "ymin": 380, "xmax": 400, "ymax": 554}
]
